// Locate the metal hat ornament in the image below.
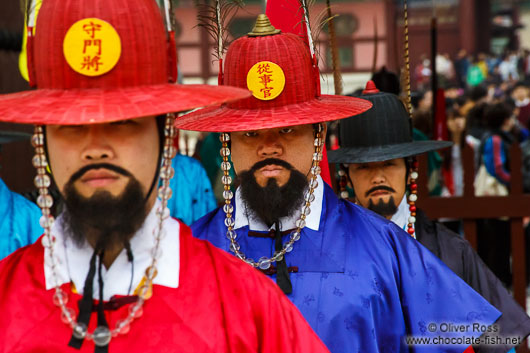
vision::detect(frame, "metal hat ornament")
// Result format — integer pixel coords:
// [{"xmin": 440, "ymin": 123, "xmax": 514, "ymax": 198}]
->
[
  {"xmin": 0, "ymin": 0, "xmax": 249, "ymax": 125},
  {"xmin": 174, "ymin": 14, "xmax": 372, "ymax": 132},
  {"xmin": 328, "ymin": 80, "xmax": 452, "ymax": 164}
]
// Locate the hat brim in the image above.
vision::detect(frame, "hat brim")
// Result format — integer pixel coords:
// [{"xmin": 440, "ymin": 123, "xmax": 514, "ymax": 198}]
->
[
  {"xmin": 0, "ymin": 84, "xmax": 250, "ymax": 125},
  {"xmin": 0, "ymin": 131, "xmax": 31, "ymax": 144},
  {"xmin": 174, "ymin": 95, "xmax": 373, "ymax": 132},
  {"xmin": 328, "ymin": 140, "xmax": 453, "ymax": 164}
]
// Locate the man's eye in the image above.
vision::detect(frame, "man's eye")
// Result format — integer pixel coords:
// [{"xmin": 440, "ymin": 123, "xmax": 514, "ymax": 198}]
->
[
  {"xmin": 279, "ymin": 128, "xmax": 293, "ymax": 134},
  {"xmin": 356, "ymin": 165, "xmax": 368, "ymax": 170},
  {"xmin": 244, "ymin": 132, "xmax": 258, "ymax": 137}
]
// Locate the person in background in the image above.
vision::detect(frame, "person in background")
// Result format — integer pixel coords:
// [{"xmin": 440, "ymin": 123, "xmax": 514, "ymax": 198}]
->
[
  {"xmin": 467, "ymin": 56, "xmax": 486, "ymax": 88},
  {"xmin": 477, "ymin": 102, "xmax": 517, "ymax": 287},
  {"xmin": 510, "ymin": 81, "xmax": 530, "ymax": 130},
  {"xmin": 0, "ymin": 131, "xmax": 42, "ymax": 259},
  {"xmin": 167, "ymin": 153, "xmax": 217, "ymax": 225},
  {"xmin": 454, "ymin": 49, "xmax": 470, "ymax": 89}
]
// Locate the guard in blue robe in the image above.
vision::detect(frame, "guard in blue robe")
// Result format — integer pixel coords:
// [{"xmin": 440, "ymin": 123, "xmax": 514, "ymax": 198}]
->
[
  {"xmin": 0, "ymin": 131, "xmax": 43, "ymax": 259},
  {"xmin": 192, "ymin": 179, "xmax": 501, "ymax": 352},
  {"xmin": 0, "ymin": 177, "xmax": 42, "ymax": 259}
]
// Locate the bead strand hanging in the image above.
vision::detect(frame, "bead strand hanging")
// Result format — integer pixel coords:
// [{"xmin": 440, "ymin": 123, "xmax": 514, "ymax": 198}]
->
[
  {"xmin": 338, "ymin": 166, "xmax": 349, "ymax": 199},
  {"xmin": 222, "ymin": 124, "xmax": 324, "ymax": 270},
  {"xmin": 407, "ymin": 157, "xmax": 418, "ymax": 239}
]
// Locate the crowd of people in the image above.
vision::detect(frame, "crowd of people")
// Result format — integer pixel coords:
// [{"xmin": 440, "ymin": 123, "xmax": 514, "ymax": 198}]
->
[
  {"xmin": 409, "ymin": 50, "xmax": 530, "ymax": 288},
  {"xmin": 415, "ymin": 49, "xmax": 530, "ymax": 91}
]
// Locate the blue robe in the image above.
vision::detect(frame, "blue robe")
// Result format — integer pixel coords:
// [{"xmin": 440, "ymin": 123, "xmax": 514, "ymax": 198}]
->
[
  {"xmin": 192, "ymin": 183, "xmax": 501, "ymax": 352},
  {"xmin": 167, "ymin": 154, "xmax": 217, "ymax": 225},
  {"xmin": 0, "ymin": 178, "xmax": 42, "ymax": 260}
]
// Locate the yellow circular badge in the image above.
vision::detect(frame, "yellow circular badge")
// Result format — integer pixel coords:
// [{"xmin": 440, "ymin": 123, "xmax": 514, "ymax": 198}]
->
[
  {"xmin": 63, "ymin": 18, "xmax": 121, "ymax": 77},
  {"xmin": 246, "ymin": 61, "xmax": 286, "ymax": 101}
]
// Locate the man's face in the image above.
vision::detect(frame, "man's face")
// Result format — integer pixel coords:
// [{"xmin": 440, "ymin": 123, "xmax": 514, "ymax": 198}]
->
[
  {"xmin": 512, "ymin": 86, "xmax": 529, "ymax": 102},
  {"xmin": 231, "ymin": 124, "xmax": 326, "ymax": 187},
  {"xmin": 47, "ymin": 117, "xmax": 159, "ymax": 205},
  {"xmin": 230, "ymin": 124, "xmax": 326, "ymax": 226},
  {"xmin": 348, "ymin": 158, "xmax": 407, "ymax": 219}
]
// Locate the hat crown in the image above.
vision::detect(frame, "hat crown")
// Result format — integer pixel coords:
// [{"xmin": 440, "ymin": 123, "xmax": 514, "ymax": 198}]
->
[
  {"xmin": 339, "ymin": 84, "xmax": 412, "ymax": 149},
  {"xmin": 223, "ymin": 16, "xmax": 316, "ymax": 110},
  {"xmin": 34, "ymin": 0, "xmax": 168, "ymax": 89}
]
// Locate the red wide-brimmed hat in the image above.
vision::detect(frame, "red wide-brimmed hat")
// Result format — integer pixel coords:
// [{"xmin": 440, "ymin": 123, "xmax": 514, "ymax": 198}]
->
[
  {"xmin": 174, "ymin": 15, "xmax": 372, "ymax": 132},
  {"xmin": 0, "ymin": 0, "xmax": 249, "ymax": 125}
]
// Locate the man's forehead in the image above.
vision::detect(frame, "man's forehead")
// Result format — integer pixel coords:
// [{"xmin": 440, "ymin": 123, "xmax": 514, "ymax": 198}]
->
[
  {"xmin": 232, "ymin": 123, "xmax": 314, "ymax": 134},
  {"xmin": 351, "ymin": 158, "xmax": 405, "ymax": 166},
  {"xmin": 48, "ymin": 116, "xmax": 156, "ymax": 128}
]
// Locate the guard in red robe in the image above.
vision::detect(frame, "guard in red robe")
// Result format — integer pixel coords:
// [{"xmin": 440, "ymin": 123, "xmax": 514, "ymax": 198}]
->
[
  {"xmin": 0, "ymin": 0, "xmax": 329, "ymax": 352},
  {"xmin": 0, "ymin": 216, "xmax": 327, "ymax": 352}
]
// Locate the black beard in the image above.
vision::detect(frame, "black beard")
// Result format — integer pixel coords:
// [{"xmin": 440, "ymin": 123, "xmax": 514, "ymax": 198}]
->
[
  {"xmin": 239, "ymin": 158, "xmax": 308, "ymax": 228},
  {"xmin": 367, "ymin": 196, "xmax": 398, "ymax": 218},
  {"xmin": 61, "ymin": 163, "xmax": 148, "ymax": 251}
]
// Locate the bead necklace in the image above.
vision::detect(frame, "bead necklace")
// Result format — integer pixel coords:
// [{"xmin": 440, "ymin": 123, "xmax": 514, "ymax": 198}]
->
[
  {"xmin": 220, "ymin": 125, "xmax": 324, "ymax": 270},
  {"xmin": 406, "ymin": 157, "xmax": 418, "ymax": 239},
  {"xmin": 33, "ymin": 114, "xmax": 177, "ymax": 347}
]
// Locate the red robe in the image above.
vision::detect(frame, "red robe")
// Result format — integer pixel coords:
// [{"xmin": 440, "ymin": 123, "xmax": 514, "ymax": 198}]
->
[{"xmin": 0, "ymin": 224, "xmax": 329, "ymax": 353}]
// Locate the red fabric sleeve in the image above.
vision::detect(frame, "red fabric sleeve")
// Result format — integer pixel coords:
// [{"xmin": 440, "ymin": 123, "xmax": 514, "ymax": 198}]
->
[{"xmin": 492, "ymin": 135, "xmax": 510, "ymax": 183}]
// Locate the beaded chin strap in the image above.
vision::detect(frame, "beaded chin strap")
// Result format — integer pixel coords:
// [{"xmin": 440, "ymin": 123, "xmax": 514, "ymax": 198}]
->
[
  {"xmin": 406, "ymin": 157, "xmax": 418, "ymax": 238},
  {"xmin": 338, "ymin": 166, "xmax": 350, "ymax": 199},
  {"xmin": 32, "ymin": 113, "xmax": 177, "ymax": 348},
  {"xmin": 220, "ymin": 124, "xmax": 324, "ymax": 270}
]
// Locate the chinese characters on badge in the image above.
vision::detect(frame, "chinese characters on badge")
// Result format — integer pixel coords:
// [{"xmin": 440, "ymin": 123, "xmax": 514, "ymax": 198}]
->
[
  {"xmin": 247, "ymin": 61, "xmax": 286, "ymax": 101},
  {"xmin": 63, "ymin": 18, "xmax": 122, "ymax": 77}
]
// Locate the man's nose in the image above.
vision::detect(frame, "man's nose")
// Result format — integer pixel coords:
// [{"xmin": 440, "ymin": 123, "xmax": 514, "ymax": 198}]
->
[
  {"xmin": 81, "ymin": 126, "xmax": 114, "ymax": 161},
  {"xmin": 371, "ymin": 168, "xmax": 386, "ymax": 184},
  {"xmin": 258, "ymin": 133, "xmax": 283, "ymax": 157}
]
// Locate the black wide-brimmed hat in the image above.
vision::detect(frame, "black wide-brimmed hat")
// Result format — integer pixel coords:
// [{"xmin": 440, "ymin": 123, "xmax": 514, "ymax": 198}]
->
[
  {"xmin": 0, "ymin": 131, "xmax": 31, "ymax": 144},
  {"xmin": 328, "ymin": 81, "xmax": 452, "ymax": 164}
]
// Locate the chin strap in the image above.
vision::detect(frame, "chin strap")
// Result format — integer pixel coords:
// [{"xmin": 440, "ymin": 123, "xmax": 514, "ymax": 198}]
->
[
  {"xmin": 95, "ymin": 250, "xmax": 109, "ymax": 353},
  {"xmin": 274, "ymin": 220, "xmax": 293, "ymax": 294},
  {"xmin": 68, "ymin": 243, "xmax": 102, "ymax": 349}
]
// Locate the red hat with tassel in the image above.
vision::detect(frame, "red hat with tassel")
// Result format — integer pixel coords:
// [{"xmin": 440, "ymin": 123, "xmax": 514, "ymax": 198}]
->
[
  {"xmin": 174, "ymin": 14, "xmax": 372, "ymax": 132},
  {"xmin": 0, "ymin": 0, "xmax": 249, "ymax": 125}
]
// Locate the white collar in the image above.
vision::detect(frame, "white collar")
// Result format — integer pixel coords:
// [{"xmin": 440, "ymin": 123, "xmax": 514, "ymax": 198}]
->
[
  {"xmin": 234, "ymin": 175, "xmax": 324, "ymax": 232},
  {"xmin": 44, "ymin": 199, "xmax": 180, "ymax": 300},
  {"xmin": 390, "ymin": 193, "xmax": 410, "ymax": 231}
]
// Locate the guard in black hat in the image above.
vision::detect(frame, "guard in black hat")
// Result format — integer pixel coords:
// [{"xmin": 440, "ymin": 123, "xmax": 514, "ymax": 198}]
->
[{"xmin": 328, "ymin": 81, "xmax": 530, "ymax": 352}]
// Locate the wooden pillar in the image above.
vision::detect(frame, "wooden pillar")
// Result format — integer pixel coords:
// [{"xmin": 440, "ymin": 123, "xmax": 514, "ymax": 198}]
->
[
  {"xmin": 458, "ymin": 0, "xmax": 477, "ymax": 54},
  {"xmin": 198, "ymin": 0, "xmax": 212, "ymax": 84},
  {"xmin": 384, "ymin": 0, "xmax": 399, "ymax": 74}
]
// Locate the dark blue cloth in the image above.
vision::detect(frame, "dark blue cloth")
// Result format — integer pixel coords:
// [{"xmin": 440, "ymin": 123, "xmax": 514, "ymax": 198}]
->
[
  {"xmin": 192, "ymin": 183, "xmax": 501, "ymax": 352},
  {"xmin": 0, "ymin": 178, "xmax": 42, "ymax": 259}
]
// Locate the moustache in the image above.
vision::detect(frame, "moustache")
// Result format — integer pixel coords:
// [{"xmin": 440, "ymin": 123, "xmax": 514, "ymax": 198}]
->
[
  {"xmin": 365, "ymin": 185, "xmax": 395, "ymax": 197},
  {"xmin": 249, "ymin": 158, "xmax": 295, "ymax": 174},
  {"xmin": 68, "ymin": 163, "xmax": 133, "ymax": 185}
]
